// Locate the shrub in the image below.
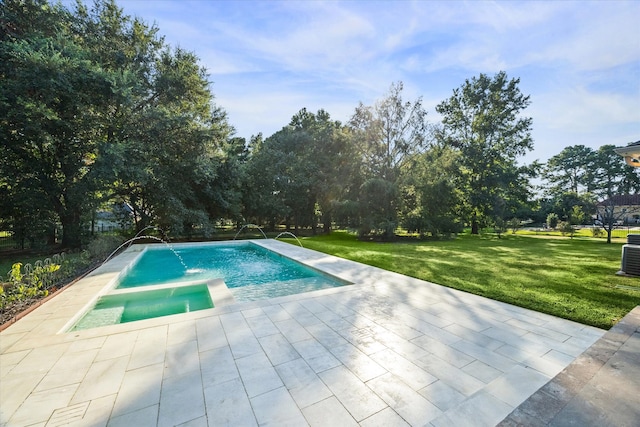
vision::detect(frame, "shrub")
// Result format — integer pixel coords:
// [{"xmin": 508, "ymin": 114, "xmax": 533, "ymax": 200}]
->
[
  {"xmin": 86, "ymin": 235, "xmax": 126, "ymax": 260},
  {"xmin": 546, "ymin": 213, "xmax": 559, "ymax": 229},
  {"xmin": 591, "ymin": 227, "xmax": 604, "ymax": 238},
  {"xmin": 558, "ymin": 221, "xmax": 575, "ymax": 238},
  {"xmin": 0, "ymin": 262, "xmax": 50, "ymax": 312},
  {"xmin": 494, "ymin": 217, "xmax": 507, "ymax": 238},
  {"xmin": 508, "ymin": 218, "xmax": 521, "ymax": 234}
]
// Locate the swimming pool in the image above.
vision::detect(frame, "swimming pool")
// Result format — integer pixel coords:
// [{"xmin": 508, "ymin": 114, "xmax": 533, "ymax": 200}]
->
[
  {"xmin": 68, "ymin": 241, "xmax": 350, "ymax": 330},
  {"xmin": 118, "ymin": 242, "xmax": 349, "ymax": 301},
  {"xmin": 70, "ymin": 283, "xmax": 215, "ymax": 331}
]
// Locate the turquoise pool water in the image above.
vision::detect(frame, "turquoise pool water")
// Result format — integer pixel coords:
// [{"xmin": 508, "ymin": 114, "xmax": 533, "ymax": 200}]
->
[
  {"xmin": 71, "ymin": 284, "xmax": 213, "ymax": 331},
  {"xmin": 70, "ymin": 242, "xmax": 348, "ymax": 331},
  {"xmin": 118, "ymin": 242, "xmax": 348, "ymax": 301}
]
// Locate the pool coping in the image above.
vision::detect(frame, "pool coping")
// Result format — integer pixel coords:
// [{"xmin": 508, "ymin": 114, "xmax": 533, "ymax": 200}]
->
[
  {"xmin": 60, "ymin": 240, "xmax": 352, "ymax": 333},
  {"xmin": 34, "ymin": 239, "xmax": 357, "ymax": 337}
]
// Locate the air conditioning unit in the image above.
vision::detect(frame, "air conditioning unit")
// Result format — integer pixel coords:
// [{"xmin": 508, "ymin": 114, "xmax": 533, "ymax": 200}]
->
[{"xmin": 619, "ymin": 244, "xmax": 640, "ymax": 277}]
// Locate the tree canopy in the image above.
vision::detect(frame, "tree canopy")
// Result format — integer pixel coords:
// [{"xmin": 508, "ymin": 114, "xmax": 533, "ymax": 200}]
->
[
  {"xmin": 1, "ymin": 0, "xmax": 235, "ymax": 247},
  {"xmin": 436, "ymin": 71, "xmax": 534, "ymax": 234}
]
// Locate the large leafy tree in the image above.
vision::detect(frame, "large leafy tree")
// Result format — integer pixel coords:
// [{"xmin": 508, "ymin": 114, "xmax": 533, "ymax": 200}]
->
[
  {"xmin": 400, "ymin": 144, "xmax": 463, "ymax": 237},
  {"xmin": 241, "ymin": 133, "xmax": 287, "ymax": 227},
  {"xmin": 1, "ymin": 0, "xmax": 235, "ymax": 247},
  {"xmin": 289, "ymin": 109, "xmax": 357, "ymax": 233},
  {"xmin": 1, "ymin": 0, "xmax": 112, "ymax": 247},
  {"xmin": 436, "ymin": 71, "xmax": 534, "ymax": 234},
  {"xmin": 243, "ymin": 109, "xmax": 355, "ymax": 232},
  {"xmin": 97, "ymin": 46, "xmax": 232, "ymax": 234},
  {"xmin": 206, "ymin": 136, "xmax": 249, "ymax": 226},
  {"xmin": 349, "ymin": 81, "xmax": 429, "ymax": 238},
  {"xmin": 77, "ymin": 1, "xmax": 235, "ymax": 235}
]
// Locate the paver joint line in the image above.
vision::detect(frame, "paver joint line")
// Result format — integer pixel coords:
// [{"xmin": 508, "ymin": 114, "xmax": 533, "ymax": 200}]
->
[{"xmin": 498, "ymin": 305, "xmax": 640, "ymax": 427}]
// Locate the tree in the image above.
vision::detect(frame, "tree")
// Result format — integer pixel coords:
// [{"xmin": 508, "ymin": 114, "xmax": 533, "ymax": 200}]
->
[
  {"xmin": 76, "ymin": 1, "xmax": 234, "ymax": 236},
  {"xmin": 350, "ymin": 81, "xmax": 430, "ymax": 237},
  {"xmin": 289, "ymin": 109, "xmax": 358, "ymax": 233},
  {"xmin": 102, "ymin": 47, "xmax": 232, "ymax": 234},
  {"xmin": 243, "ymin": 109, "xmax": 356, "ymax": 232},
  {"xmin": 585, "ymin": 144, "xmax": 640, "ymax": 244},
  {"xmin": 508, "ymin": 218, "xmax": 521, "ymax": 234},
  {"xmin": 1, "ymin": 0, "xmax": 112, "ymax": 247},
  {"xmin": 206, "ymin": 136, "xmax": 248, "ymax": 225},
  {"xmin": 570, "ymin": 204, "xmax": 586, "ymax": 226},
  {"xmin": 400, "ymin": 144, "xmax": 463, "ymax": 238},
  {"xmin": 558, "ymin": 221, "xmax": 576, "ymax": 238},
  {"xmin": 350, "ymin": 81, "xmax": 429, "ymax": 182},
  {"xmin": 557, "ymin": 205, "xmax": 585, "ymax": 239},
  {"xmin": 543, "ymin": 145, "xmax": 597, "ymax": 196},
  {"xmin": 436, "ymin": 71, "xmax": 534, "ymax": 234},
  {"xmin": 1, "ymin": 0, "xmax": 235, "ymax": 246},
  {"xmin": 592, "ymin": 144, "xmax": 640, "ymax": 197},
  {"xmin": 596, "ymin": 196, "xmax": 640, "ymax": 244},
  {"xmin": 552, "ymin": 192, "xmax": 595, "ymax": 224}
]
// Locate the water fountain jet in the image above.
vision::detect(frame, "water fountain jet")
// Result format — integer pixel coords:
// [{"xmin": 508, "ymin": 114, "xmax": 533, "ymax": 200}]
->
[
  {"xmin": 233, "ymin": 224, "xmax": 267, "ymax": 240},
  {"xmin": 102, "ymin": 235, "xmax": 188, "ymax": 270},
  {"xmin": 274, "ymin": 231, "xmax": 303, "ymax": 247}
]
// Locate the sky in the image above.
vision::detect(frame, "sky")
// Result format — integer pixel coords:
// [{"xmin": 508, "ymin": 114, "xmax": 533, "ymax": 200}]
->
[{"xmin": 76, "ymin": 0, "xmax": 639, "ymax": 164}]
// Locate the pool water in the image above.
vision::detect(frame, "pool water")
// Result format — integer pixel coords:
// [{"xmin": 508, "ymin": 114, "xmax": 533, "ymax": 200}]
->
[
  {"xmin": 71, "ymin": 284, "xmax": 212, "ymax": 331},
  {"xmin": 69, "ymin": 242, "xmax": 349, "ymax": 331},
  {"xmin": 118, "ymin": 242, "xmax": 348, "ymax": 301}
]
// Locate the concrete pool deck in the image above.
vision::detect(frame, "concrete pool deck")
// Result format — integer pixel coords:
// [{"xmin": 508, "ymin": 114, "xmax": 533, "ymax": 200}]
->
[{"xmin": 1, "ymin": 240, "xmax": 607, "ymax": 426}]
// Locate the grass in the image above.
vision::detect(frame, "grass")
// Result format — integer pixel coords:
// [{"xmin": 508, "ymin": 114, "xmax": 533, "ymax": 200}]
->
[
  {"xmin": 516, "ymin": 227, "xmax": 631, "ymax": 240},
  {"xmin": 299, "ymin": 230, "xmax": 640, "ymax": 329}
]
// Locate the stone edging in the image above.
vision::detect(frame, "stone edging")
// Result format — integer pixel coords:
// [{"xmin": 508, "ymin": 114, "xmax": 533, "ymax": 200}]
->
[
  {"xmin": 0, "ymin": 265, "xmax": 99, "ymax": 333},
  {"xmin": 498, "ymin": 305, "xmax": 640, "ymax": 426}
]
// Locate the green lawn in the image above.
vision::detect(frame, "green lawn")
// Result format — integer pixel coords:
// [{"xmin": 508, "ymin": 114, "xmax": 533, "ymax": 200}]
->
[{"xmin": 299, "ymin": 231, "xmax": 640, "ymax": 329}]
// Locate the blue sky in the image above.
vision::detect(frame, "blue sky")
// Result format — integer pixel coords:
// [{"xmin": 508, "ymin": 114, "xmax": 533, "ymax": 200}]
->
[{"xmin": 82, "ymin": 0, "xmax": 639, "ymax": 164}]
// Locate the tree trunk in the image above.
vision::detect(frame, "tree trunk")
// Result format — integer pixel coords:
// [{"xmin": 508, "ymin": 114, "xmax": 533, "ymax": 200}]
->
[
  {"xmin": 323, "ymin": 211, "xmax": 331, "ymax": 234},
  {"xmin": 471, "ymin": 213, "xmax": 479, "ymax": 235},
  {"xmin": 61, "ymin": 209, "xmax": 83, "ymax": 248},
  {"xmin": 47, "ymin": 224, "xmax": 56, "ymax": 246}
]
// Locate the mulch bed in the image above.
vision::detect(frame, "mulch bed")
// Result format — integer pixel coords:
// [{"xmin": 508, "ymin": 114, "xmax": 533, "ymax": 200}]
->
[{"xmin": 0, "ymin": 297, "xmax": 43, "ymax": 326}]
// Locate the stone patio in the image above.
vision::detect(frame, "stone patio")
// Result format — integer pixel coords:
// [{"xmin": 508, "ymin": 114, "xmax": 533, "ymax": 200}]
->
[{"xmin": 0, "ymin": 240, "xmax": 605, "ymax": 426}]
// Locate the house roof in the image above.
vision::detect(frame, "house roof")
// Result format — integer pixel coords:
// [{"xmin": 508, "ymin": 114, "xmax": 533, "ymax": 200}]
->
[{"xmin": 597, "ymin": 194, "xmax": 640, "ymax": 206}]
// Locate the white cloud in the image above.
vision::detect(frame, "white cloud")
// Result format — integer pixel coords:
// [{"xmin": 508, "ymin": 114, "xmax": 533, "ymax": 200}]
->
[
  {"xmin": 532, "ymin": 87, "xmax": 640, "ymax": 131},
  {"xmin": 66, "ymin": 0, "xmax": 639, "ymax": 162},
  {"xmin": 526, "ymin": 85, "xmax": 640, "ymax": 164},
  {"xmin": 520, "ymin": 3, "xmax": 640, "ymax": 72}
]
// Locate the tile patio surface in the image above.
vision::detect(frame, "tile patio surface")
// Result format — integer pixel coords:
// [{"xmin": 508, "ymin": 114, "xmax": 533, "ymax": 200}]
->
[{"xmin": 0, "ymin": 240, "xmax": 605, "ymax": 427}]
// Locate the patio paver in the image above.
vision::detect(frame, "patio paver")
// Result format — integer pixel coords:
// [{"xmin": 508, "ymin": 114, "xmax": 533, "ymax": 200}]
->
[{"xmin": 0, "ymin": 240, "xmax": 606, "ymax": 426}]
